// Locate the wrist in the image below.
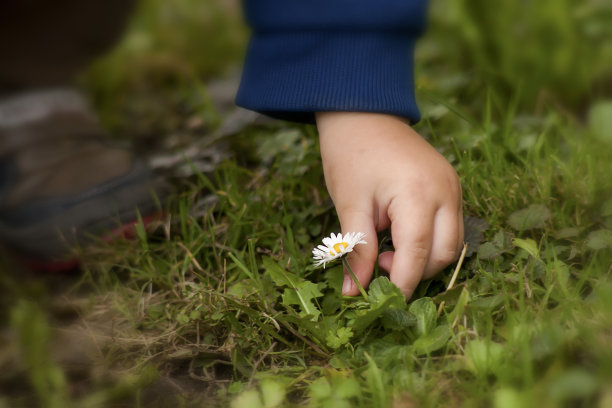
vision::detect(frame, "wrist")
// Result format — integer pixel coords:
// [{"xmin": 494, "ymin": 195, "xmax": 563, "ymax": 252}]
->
[
  {"xmin": 316, "ymin": 112, "xmax": 417, "ymax": 150},
  {"xmin": 315, "ymin": 111, "xmax": 408, "ymax": 129}
]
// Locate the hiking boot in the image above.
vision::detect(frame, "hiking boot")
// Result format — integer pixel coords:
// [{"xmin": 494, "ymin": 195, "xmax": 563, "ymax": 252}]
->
[{"xmin": 0, "ymin": 88, "xmax": 167, "ymax": 270}]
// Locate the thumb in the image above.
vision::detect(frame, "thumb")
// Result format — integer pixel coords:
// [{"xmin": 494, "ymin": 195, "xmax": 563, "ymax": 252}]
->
[{"xmin": 338, "ymin": 208, "xmax": 378, "ymax": 296}]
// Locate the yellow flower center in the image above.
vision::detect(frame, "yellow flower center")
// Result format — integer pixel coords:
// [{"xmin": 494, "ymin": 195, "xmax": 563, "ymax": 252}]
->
[{"xmin": 330, "ymin": 242, "xmax": 349, "ymax": 255}]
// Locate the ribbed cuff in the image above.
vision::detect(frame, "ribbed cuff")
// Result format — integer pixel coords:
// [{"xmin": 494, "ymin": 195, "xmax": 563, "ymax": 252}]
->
[{"xmin": 236, "ymin": 31, "xmax": 420, "ymax": 124}]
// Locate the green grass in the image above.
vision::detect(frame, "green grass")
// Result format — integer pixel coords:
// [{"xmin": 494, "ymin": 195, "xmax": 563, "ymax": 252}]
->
[{"xmin": 1, "ymin": 0, "xmax": 611, "ymax": 407}]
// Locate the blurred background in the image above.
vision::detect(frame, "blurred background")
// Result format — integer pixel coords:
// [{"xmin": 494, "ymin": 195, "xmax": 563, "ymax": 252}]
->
[
  {"xmin": 79, "ymin": 0, "xmax": 612, "ymax": 137},
  {"xmin": 1, "ymin": 0, "xmax": 611, "ymax": 406}
]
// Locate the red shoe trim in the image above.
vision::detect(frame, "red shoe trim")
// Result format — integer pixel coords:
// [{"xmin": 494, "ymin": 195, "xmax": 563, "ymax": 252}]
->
[
  {"xmin": 102, "ymin": 212, "xmax": 163, "ymax": 242},
  {"xmin": 12, "ymin": 212, "xmax": 163, "ymax": 273}
]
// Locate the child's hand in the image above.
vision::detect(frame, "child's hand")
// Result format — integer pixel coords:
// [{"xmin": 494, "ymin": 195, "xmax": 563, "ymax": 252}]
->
[{"xmin": 316, "ymin": 112, "xmax": 464, "ymax": 299}]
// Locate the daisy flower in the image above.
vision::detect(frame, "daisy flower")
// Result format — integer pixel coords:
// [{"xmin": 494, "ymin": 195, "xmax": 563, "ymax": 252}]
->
[{"xmin": 312, "ymin": 232, "xmax": 367, "ymax": 268}]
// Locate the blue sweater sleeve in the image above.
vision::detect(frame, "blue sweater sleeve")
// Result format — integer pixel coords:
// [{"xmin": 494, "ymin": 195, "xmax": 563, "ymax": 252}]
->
[{"xmin": 235, "ymin": 0, "xmax": 428, "ymax": 124}]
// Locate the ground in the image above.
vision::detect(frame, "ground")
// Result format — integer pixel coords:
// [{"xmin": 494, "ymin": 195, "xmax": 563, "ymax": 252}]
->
[{"xmin": 1, "ymin": 0, "xmax": 611, "ymax": 407}]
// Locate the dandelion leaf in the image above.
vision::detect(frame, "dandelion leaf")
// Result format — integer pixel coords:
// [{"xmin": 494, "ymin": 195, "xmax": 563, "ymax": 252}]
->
[
  {"xmin": 281, "ymin": 281, "xmax": 323, "ymax": 321},
  {"xmin": 263, "ymin": 257, "xmax": 299, "ymax": 288},
  {"xmin": 263, "ymin": 257, "xmax": 324, "ymax": 320}
]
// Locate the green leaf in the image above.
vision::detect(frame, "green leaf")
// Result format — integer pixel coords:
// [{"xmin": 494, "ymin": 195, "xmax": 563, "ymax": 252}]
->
[
  {"xmin": 264, "ymin": 257, "xmax": 324, "ymax": 321},
  {"xmin": 368, "ymin": 277, "xmax": 405, "ymax": 309},
  {"xmin": 469, "ymin": 294, "xmax": 505, "ymax": 310},
  {"xmin": 507, "ymin": 204, "xmax": 551, "ymax": 231},
  {"xmin": 433, "ymin": 285, "xmax": 464, "ymax": 305},
  {"xmin": 227, "ymin": 281, "xmax": 251, "ymax": 299},
  {"xmin": 409, "ymin": 297, "xmax": 437, "ymax": 336},
  {"xmin": 263, "ymin": 257, "xmax": 299, "ymax": 288},
  {"xmin": 349, "ymin": 296, "xmax": 401, "ymax": 333},
  {"xmin": 325, "ymin": 327, "xmax": 354, "ymax": 349},
  {"xmin": 324, "ymin": 265, "xmax": 345, "ymax": 294},
  {"xmin": 321, "ymin": 266, "xmax": 344, "ymax": 314},
  {"xmin": 412, "ymin": 324, "xmax": 452, "ymax": 355},
  {"xmin": 333, "ymin": 377, "xmax": 361, "ymax": 399},
  {"xmin": 381, "ymin": 308, "xmax": 416, "ymax": 331},
  {"xmin": 512, "ymin": 238, "xmax": 539, "ymax": 257},
  {"xmin": 309, "ymin": 375, "xmax": 360, "ymax": 408},
  {"xmin": 231, "ymin": 389, "xmax": 263, "ymax": 408},
  {"xmin": 348, "ymin": 277, "xmax": 408, "ymax": 333},
  {"xmin": 309, "ymin": 378, "xmax": 332, "ymax": 399},
  {"xmin": 585, "ymin": 229, "xmax": 612, "ymax": 250},
  {"xmin": 446, "ymin": 287, "xmax": 471, "ymax": 324},
  {"xmin": 530, "ymin": 324, "xmax": 563, "ymax": 360},
  {"xmin": 477, "ymin": 229, "xmax": 515, "ymax": 261},
  {"xmin": 321, "ymin": 292, "xmax": 342, "ymax": 315},
  {"xmin": 176, "ymin": 313, "xmax": 189, "ymax": 324},
  {"xmin": 463, "ymin": 215, "xmax": 490, "ymax": 256},
  {"xmin": 464, "ymin": 339, "xmax": 505, "ymax": 377},
  {"xmin": 282, "ymin": 281, "xmax": 323, "ymax": 321},
  {"xmin": 477, "ymin": 242, "xmax": 504, "ymax": 260},
  {"xmin": 493, "ymin": 230, "xmax": 514, "ymax": 250},
  {"xmin": 260, "ymin": 378, "xmax": 286, "ymax": 408}
]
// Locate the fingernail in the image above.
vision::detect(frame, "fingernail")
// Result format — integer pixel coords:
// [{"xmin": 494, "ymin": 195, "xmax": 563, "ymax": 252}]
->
[{"xmin": 342, "ymin": 275, "xmax": 352, "ymax": 294}]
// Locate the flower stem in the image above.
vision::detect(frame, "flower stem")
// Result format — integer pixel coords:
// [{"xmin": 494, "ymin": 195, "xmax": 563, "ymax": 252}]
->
[{"xmin": 342, "ymin": 258, "xmax": 369, "ymax": 302}]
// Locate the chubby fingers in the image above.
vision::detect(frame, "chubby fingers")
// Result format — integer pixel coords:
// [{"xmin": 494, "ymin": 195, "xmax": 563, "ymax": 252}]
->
[
  {"xmin": 337, "ymin": 207, "xmax": 379, "ymax": 296},
  {"xmin": 379, "ymin": 204, "xmax": 463, "ymax": 299},
  {"xmin": 383, "ymin": 206, "xmax": 435, "ymax": 299},
  {"xmin": 423, "ymin": 205, "xmax": 463, "ymax": 279}
]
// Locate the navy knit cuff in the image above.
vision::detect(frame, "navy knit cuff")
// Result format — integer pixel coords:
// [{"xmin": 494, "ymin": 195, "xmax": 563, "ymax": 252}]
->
[{"xmin": 236, "ymin": 31, "xmax": 420, "ymax": 124}]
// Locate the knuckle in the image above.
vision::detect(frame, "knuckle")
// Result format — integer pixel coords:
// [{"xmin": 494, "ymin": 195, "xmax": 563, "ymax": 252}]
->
[
  {"xmin": 445, "ymin": 173, "xmax": 462, "ymax": 199},
  {"xmin": 438, "ymin": 248, "xmax": 459, "ymax": 266},
  {"xmin": 348, "ymin": 245, "xmax": 377, "ymax": 262},
  {"xmin": 407, "ymin": 242, "xmax": 430, "ymax": 262}
]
